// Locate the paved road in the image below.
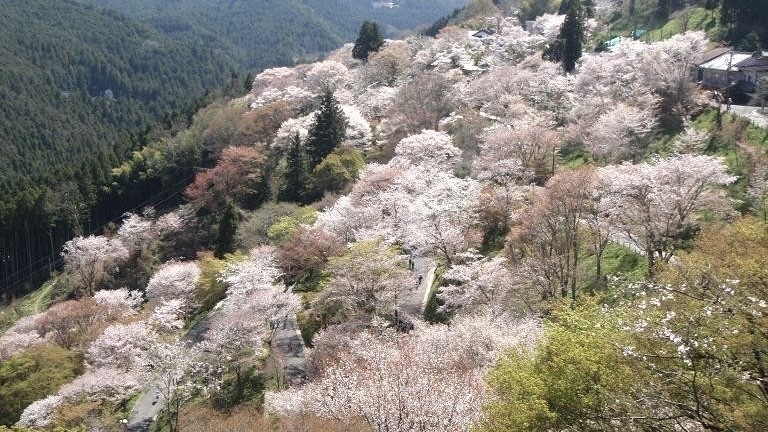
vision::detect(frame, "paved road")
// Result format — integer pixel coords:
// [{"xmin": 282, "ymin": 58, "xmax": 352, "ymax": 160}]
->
[
  {"xmin": 398, "ymin": 257, "xmax": 436, "ymax": 322},
  {"xmin": 272, "ymin": 315, "xmax": 307, "ymax": 387},
  {"xmin": 725, "ymin": 104, "xmax": 768, "ymax": 128}
]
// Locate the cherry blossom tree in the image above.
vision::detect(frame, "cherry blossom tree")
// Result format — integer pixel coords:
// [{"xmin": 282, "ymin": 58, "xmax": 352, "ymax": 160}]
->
[
  {"xmin": 585, "ymin": 102, "xmax": 657, "ymax": 162},
  {"xmin": 276, "ymin": 226, "xmax": 343, "ymax": 285},
  {"xmin": 439, "ymin": 256, "xmax": 517, "ymax": 314},
  {"xmin": 36, "ymin": 297, "xmax": 109, "ymax": 349},
  {"xmin": 508, "ymin": 168, "xmax": 599, "ymax": 300},
  {"xmin": 145, "ymin": 340, "xmax": 203, "ymax": 432},
  {"xmin": 61, "ymin": 235, "xmax": 129, "ymax": 296},
  {"xmin": 184, "ymin": 146, "xmax": 268, "ymax": 210},
  {"xmin": 598, "ymin": 154, "xmax": 736, "ymax": 272},
  {"xmin": 58, "ymin": 367, "xmax": 141, "ymax": 403},
  {"xmin": 144, "ymin": 261, "xmax": 201, "ymax": 313},
  {"xmin": 0, "ymin": 314, "xmax": 47, "ymax": 360},
  {"xmin": 397, "ymin": 170, "xmax": 483, "ymax": 264},
  {"xmin": 150, "ymin": 299, "xmax": 187, "ymax": 332},
  {"xmin": 312, "ymin": 133, "xmax": 482, "ymax": 263},
  {"xmin": 17, "ymin": 395, "xmax": 63, "ymax": 429},
  {"xmin": 117, "ymin": 210, "xmax": 186, "ymax": 253},
  {"xmin": 86, "ymin": 320, "xmax": 157, "ymax": 370},
  {"xmin": 313, "ymin": 239, "xmax": 409, "ymax": 323},
  {"xmin": 266, "ymin": 314, "xmax": 540, "ymax": 432},
  {"xmin": 475, "ymin": 118, "xmax": 560, "ymax": 184},
  {"xmin": 305, "ymin": 61, "xmax": 350, "ymax": 94},
  {"xmin": 203, "ymin": 247, "xmax": 301, "ymax": 401},
  {"xmin": 672, "ymin": 122, "xmax": 709, "ymax": 153},
  {"xmin": 389, "ymin": 130, "xmax": 462, "ymax": 172},
  {"xmin": 359, "ymin": 41, "xmax": 410, "ymax": 86},
  {"xmin": 390, "ymin": 72, "xmax": 456, "ymax": 132},
  {"xmin": 637, "ymin": 32, "xmax": 707, "ymax": 116}
]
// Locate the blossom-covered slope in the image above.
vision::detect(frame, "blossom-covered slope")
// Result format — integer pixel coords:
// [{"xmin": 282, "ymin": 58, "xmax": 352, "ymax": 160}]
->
[{"xmin": 3, "ymin": 4, "xmax": 767, "ymax": 432}]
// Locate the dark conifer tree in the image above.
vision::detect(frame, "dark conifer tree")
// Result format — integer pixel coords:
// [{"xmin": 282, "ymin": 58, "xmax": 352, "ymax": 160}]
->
[
  {"xmin": 549, "ymin": 0, "xmax": 585, "ymax": 73},
  {"xmin": 305, "ymin": 91, "xmax": 348, "ymax": 169},
  {"xmin": 214, "ymin": 201, "xmax": 238, "ymax": 258},
  {"xmin": 352, "ymin": 21, "xmax": 385, "ymax": 61},
  {"xmin": 280, "ymin": 133, "xmax": 310, "ymax": 203}
]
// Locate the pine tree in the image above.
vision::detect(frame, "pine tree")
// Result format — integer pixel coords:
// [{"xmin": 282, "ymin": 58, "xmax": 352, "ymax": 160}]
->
[
  {"xmin": 352, "ymin": 21, "xmax": 385, "ymax": 61},
  {"xmin": 214, "ymin": 201, "xmax": 238, "ymax": 258},
  {"xmin": 280, "ymin": 133, "xmax": 310, "ymax": 203},
  {"xmin": 306, "ymin": 91, "xmax": 348, "ymax": 169}
]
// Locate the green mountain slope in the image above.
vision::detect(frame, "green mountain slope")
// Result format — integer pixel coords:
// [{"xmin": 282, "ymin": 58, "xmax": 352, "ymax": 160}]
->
[
  {"xmin": 77, "ymin": 0, "xmax": 468, "ymax": 69},
  {"xmin": 0, "ymin": 0, "xmax": 232, "ymax": 295},
  {"xmin": 76, "ymin": 0, "xmax": 346, "ymax": 69}
]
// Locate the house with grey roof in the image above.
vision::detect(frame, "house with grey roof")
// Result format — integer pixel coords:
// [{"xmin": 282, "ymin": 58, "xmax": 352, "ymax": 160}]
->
[{"xmin": 696, "ymin": 48, "xmax": 768, "ymax": 92}]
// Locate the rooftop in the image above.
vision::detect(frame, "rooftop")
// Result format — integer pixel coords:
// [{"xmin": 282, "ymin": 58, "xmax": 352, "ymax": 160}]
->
[{"xmin": 699, "ymin": 51, "xmax": 753, "ymax": 71}]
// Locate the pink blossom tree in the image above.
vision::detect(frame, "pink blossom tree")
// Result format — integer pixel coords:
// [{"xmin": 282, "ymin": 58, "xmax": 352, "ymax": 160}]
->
[
  {"xmin": 266, "ymin": 313, "xmax": 540, "ymax": 432},
  {"xmin": 585, "ymin": 102, "xmax": 657, "ymax": 162},
  {"xmin": 61, "ymin": 235, "xmax": 129, "ymax": 296},
  {"xmin": 144, "ymin": 261, "xmax": 201, "ymax": 315},
  {"xmin": 17, "ymin": 395, "xmax": 64, "ymax": 429},
  {"xmin": 598, "ymin": 154, "xmax": 736, "ymax": 272},
  {"xmin": 439, "ymin": 256, "xmax": 517, "ymax": 314},
  {"xmin": 313, "ymin": 239, "xmax": 409, "ymax": 323}
]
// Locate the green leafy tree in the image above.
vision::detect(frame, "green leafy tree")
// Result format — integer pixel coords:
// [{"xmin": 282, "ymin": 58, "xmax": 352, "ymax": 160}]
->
[
  {"xmin": 311, "ymin": 148, "xmax": 364, "ymax": 194},
  {"xmin": 305, "ymin": 91, "xmax": 348, "ymax": 169},
  {"xmin": 738, "ymin": 30, "xmax": 763, "ymax": 51},
  {"xmin": 480, "ymin": 303, "xmax": 641, "ymax": 432},
  {"xmin": 214, "ymin": 202, "xmax": 239, "ymax": 258},
  {"xmin": 352, "ymin": 21, "xmax": 385, "ymax": 61}
]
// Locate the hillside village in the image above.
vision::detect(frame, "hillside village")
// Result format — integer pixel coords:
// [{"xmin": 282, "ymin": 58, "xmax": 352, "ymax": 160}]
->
[{"xmin": 1, "ymin": 0, "xmax": 768, "ymax": 431}]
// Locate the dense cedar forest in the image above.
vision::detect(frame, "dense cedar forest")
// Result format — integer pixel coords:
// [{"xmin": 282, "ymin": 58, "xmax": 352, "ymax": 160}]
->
[
  {"xmin": 0, "ymin": 0, "xmax": 235, "ymax": 298},
  {"xmin": 0, "ymin": 0, "xmax": 469, "ymax": 300}
]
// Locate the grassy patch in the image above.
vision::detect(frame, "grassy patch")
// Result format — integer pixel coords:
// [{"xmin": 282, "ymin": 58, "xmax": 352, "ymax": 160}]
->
[
  {"xmin": 0, "ymin": 276, "xmax": 73, "ymax": 332},
  {"xmin": 0, "ymin": 345, "xmax": 84, "ymax": 425},
  {"xmin": 577, "ymin": 242, "xmax": 647, "ymax": 295},
  {"xmin": 645, "ymin": 8, "xmax": 722, "ymax": 41}
]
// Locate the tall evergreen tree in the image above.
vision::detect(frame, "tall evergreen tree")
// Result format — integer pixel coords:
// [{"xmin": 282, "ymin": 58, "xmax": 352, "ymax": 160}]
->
[
  {"xmin": 280, "ymin": 133, "xmax": 310, "ymax": 203},
  {"xmin": 556, "ymin": 0, "xmax": 585, "ymax": 73},
  {"xmin": 306, "ymin": 91, "xmax": 348, "ymax": 169},
  {"xmin": 352, "ymin": 21, "xmax": 385, "ymax": 61},
  {"xmin": 214, "ymin": 201, "xmax": 239, "ymax": 258}
]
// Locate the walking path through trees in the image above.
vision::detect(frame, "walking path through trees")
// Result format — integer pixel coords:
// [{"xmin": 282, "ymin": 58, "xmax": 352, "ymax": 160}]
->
[
  {"xmin": 272, "ymin": 315, "xmax": 307, "ymax": 387},
  {"xmin": 398, "ymin": 256, "xmax": 436, "ymax": 323}
]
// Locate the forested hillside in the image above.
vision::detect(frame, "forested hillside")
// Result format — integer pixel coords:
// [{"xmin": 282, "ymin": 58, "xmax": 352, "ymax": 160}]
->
[
  {"xmin": 76, "ymin": 0, "xmax": 468, "ymax": 70},
  {"xmin": 0, "ymin": 0, "xmax": 233, "ymax": 297},
  {"xmin": 0, "ymin": 0, "xmax": 471, "ymax": 299}
]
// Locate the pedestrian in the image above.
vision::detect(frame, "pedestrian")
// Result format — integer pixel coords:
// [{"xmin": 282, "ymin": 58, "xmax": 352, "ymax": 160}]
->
[
  {"xmin": 727, "ymin": 97, "xmax": 732, "ymax": 112},
  {"xmin": 417, "ymin": 274, "xmax": 423, "ymax": 286}
]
